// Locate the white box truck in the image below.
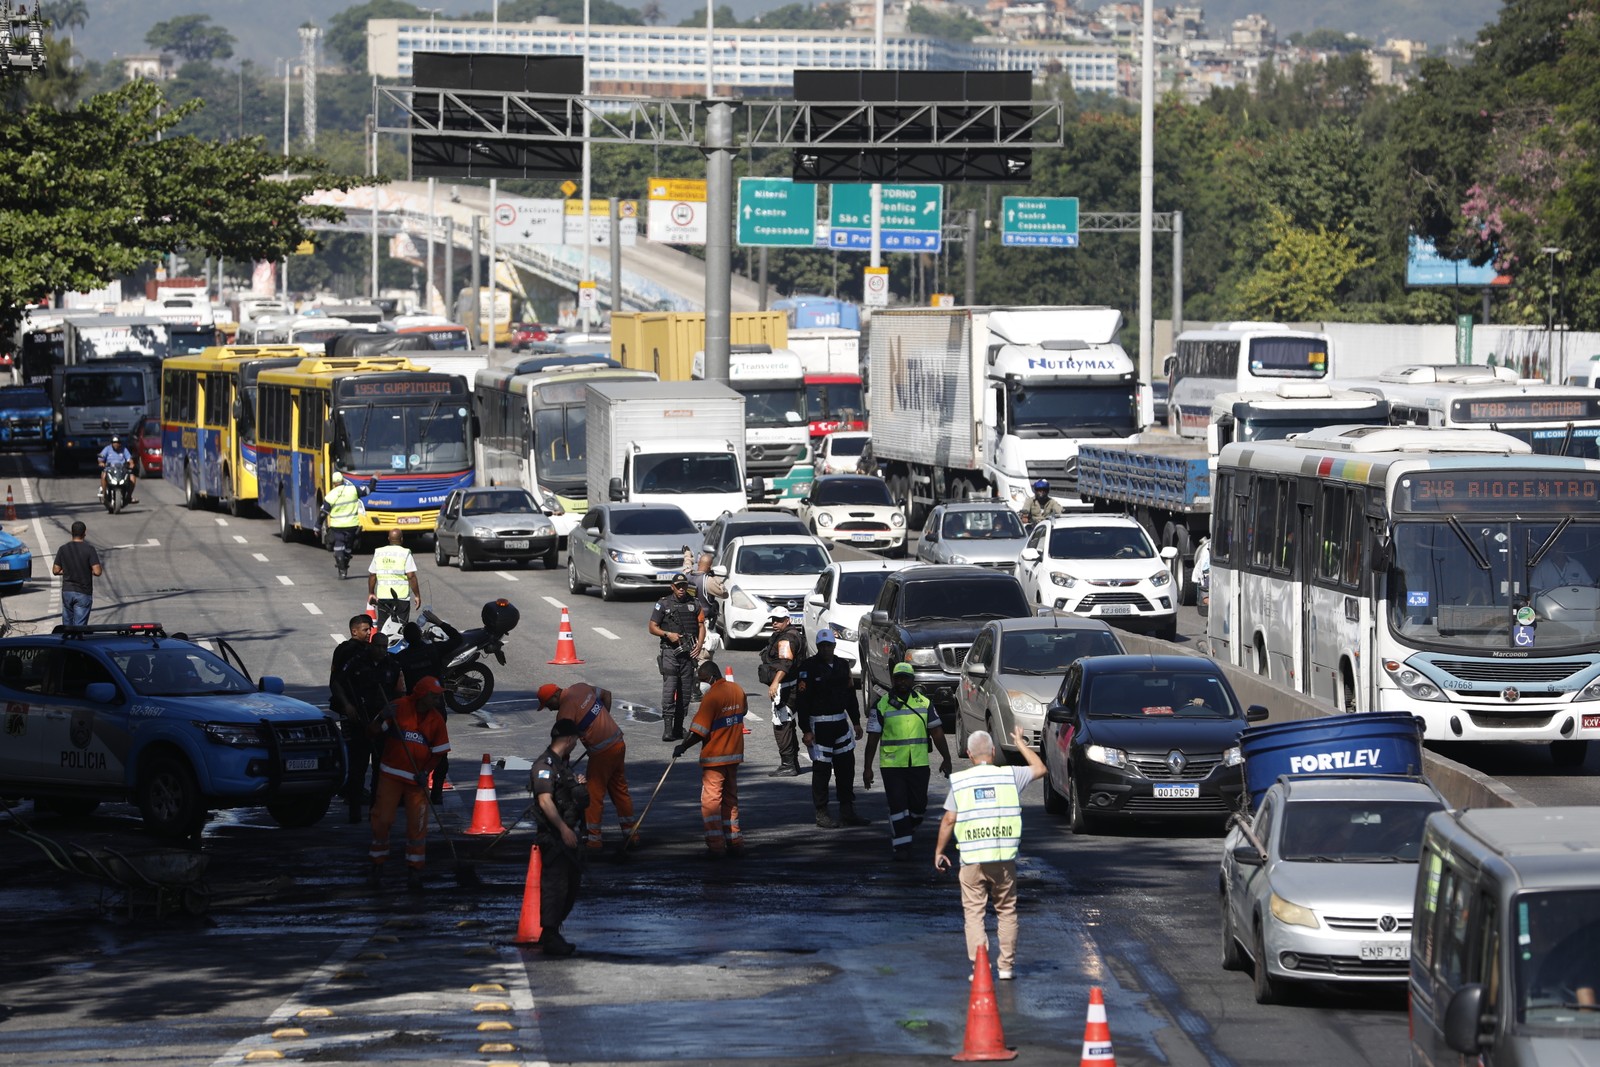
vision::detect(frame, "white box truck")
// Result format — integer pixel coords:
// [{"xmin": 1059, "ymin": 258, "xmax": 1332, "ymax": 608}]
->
[
  {"xmin": 867, "ymin": 305, "xmax": 1141, "ymax": 523},
  {"xmin": 586, "ymin": 379, "xmax": 749, "ymax": 527}
]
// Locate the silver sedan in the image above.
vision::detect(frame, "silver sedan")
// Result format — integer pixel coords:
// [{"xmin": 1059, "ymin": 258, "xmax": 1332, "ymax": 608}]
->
[
  {"xmin": 916, "ymin": 502, "xmax": 1028, "ymax": 572},
  {"xmin": 433, "ymin": 487, "xmax": 559, "ymax": 571},
  {"xmin": 567, "ymin": 503, "xmax": 700, "ymax": 602}
]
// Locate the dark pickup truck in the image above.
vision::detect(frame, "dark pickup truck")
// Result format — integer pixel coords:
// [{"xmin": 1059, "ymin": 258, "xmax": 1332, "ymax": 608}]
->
[{"xmin": 857, "ymin": 565, "xmax": 1032, "ymax": 732}]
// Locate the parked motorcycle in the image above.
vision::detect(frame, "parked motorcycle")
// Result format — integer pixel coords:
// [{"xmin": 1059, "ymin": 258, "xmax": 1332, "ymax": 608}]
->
[
  {"xmin": 101, "ymin": 463, "xmax": 133, "ymax": 514},
  {"xmin": 388, "ymin": 599, "xmax": 520, "ymax": 714}
]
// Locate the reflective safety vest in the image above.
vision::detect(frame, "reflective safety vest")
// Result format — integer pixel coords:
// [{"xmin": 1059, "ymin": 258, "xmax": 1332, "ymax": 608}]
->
[
  {"xmin": 875, "ymin": 691, "xmax": 933, "ymax": 768},
  {"xmin": 326, "ymin": 481, "xmax": 362, "ymax": 528},
  {"xmin": 949, "ymin": 764, "xmax": 1023, "ymax": 864},
  {"xmin": 371, "ymin": 544, "xmax": 413, "ymax": 599}
]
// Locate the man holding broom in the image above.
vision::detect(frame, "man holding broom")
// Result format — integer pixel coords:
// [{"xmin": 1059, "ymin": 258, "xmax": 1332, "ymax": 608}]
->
[
  {"xmin": 672, "ymin": 661, "xmax": 747, "ymax": 858},
  {"xmin": 366, "ymin": 675, "xmax": 451, "ymax": 892}
]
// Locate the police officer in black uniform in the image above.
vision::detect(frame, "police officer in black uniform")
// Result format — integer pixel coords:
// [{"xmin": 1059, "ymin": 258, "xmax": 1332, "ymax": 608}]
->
[
  {"xmin": 649, "ymin": 575, "xmax": 704, "ymax": 742},
  {"xmin": 795, "ymin": 628, "xmax": 870, "ymax": 828},
  {"xmin": 759, "ymin": 611, "xmax": 804, "ymax": 776},
  {"xmin": 329, "ymin": 614, "xmax": 404, "ymax": 823},
  {"xmin": 530, "ymin": 719, "xmax": 588, "ymax": 957}
]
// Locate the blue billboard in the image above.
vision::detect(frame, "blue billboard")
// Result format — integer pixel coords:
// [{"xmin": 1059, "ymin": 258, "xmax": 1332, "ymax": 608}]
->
[{"xmin": 1406, "ymin": 236, "xmax": 1510, "ymax": 287}]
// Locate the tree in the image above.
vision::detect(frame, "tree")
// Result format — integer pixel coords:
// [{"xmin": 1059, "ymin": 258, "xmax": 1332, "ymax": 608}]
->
[
  {"xmin": 495, "ymin": 0, "xmax": 643, "ymax": 23},
  {"xmin": 640, "ymin": 0, "xmax": 664, "ymax": 23},
  {"xmin": 748, "ymin": 3, "xmax": 849, "ymax": 29},
  {"xmin": 145, "ymin": 14, "xmax": 236, "ymax": 63},
  {"xmin": 906, "ymin": 5, "xmax": 987, "ymax": 42},
  {"xmin": 42, "ymin": 0, "xmax": 88, "ymax": 35},
  {"xmin": 1234, "ymin": 209, "xmax": 1373, "ymax": 320},
  {"xmin": 0, "ymin": 81, "xmax": 364, "ymax": 338},
  {"xmin": 676, "ymin": 5, "xmax": 737, "ymax": 27},
  {"xmin": 329, "ymin": 0, "xmax": 422, "ymax": 68}
]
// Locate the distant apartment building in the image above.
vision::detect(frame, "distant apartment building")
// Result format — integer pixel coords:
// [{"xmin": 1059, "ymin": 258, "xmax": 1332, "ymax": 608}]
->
[{"xmin": 120, "ymin": 53, "xmax": 176, "ymax": 81}]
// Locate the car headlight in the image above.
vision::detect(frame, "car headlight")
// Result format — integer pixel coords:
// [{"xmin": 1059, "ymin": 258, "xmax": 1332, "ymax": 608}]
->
[
  {"xmin": 608, "ymin": 548, "xmax": 644, "ymax": 564},
  {"xmin": 1150, "ymin": 569, "xmax": 1172, "ymax": 587},
  {"xmin": 1008, "ymin": 692, "xmax": 1043, "ymax": 718},
  {"xmin": 0, "ymin": 544, "xmax": 27, "ymax": 558},
  {"xmin": 1575, "ymin": 675, "xmax": 1600, "ymax": 701},
  {"xmin": 833, "ymin": 624, "xmax": 858, "ymax": 642},
  {"xmin": 907, "ymin": 647, "xmax": 939, "ymax": 668},
  {"xmin": 200, "ymin": 722, "xmax": 267, "ymax": 747},
  {"xmin": 1270, "ymin": 892, "xmax": 1320, "ymax": 929},
  {"xmin": 1049, "ymin": 571, "xmax": 1078, "ymax": 588},
  {"xmin": 1382, "ymin": 659, "xmax": 1445, "ymax": 702},
  {"xmin": 471, "ymin": 526, "xmax": 494, "ymax": 538},
  {"xmin": 730, "ymin": 586, "xmax": 758, "ymax": 610},
  {"xmin": 947, "ymin": 554, "xmax": 969, "ymax": 565},
  {"xmin": 1222, "ymin": 744, "xmax": 1244, "ymax": 767},
  {"xmin": 890, "ymin": 513, "xmax": 905, "ymax": 528},
  {"xmin": 816, "ymin": 513, "xmax": 834, "ymax": 528},
  {"xmin": 1085, "ymin": 744, "xmax": 1128, "ymax": 768}
]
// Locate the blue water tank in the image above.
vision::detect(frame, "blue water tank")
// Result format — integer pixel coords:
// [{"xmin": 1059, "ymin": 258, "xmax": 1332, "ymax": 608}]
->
[{"xmin": 1239, "ymin": 713, "xmax": 1425, "ymax": 809}]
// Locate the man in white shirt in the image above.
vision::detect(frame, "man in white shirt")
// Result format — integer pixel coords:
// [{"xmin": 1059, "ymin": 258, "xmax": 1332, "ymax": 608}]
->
[{"xmin": 1533, "ymin": 543, "xmax": 1595, "ymax": 591}]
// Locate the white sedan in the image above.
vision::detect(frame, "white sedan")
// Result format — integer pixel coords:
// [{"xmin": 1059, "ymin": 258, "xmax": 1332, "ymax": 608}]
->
[
  {"xmin": 1016, "ymin": 514, "xmax": 1179, "ymax": 639},
  {"xmin": 799, "ymin": 474, "xmax": 906, "ymax": 556},
  {"xmin": 801, "ymin": 559, "xmax": 919, "ymax": 678},
  {"xmin": 814, "ymin": 431, "xmax": 871, "ymax": 476},
  {"xmin": 718, "ymin": 534, "xmax": 835, "ymax": 648}
]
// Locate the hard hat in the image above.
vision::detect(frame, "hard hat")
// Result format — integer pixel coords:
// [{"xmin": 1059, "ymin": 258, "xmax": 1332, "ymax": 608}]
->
[
  {"xmin": 411, "ymin": 675, "xmax": 445, "ymax": 697},
  {"xmin": 1032, "ymin": 479, "xmax": 1049, "ymax": 490},
  {"xmin": 892, "ymin": 662, "xmax": 915, "ymax": 677},
  {"xmin": 537, "ymin": 682, "xmax": 561, "ymax": 705},
  {"xmin": 110, "ymin": 434, "xmax": 122, "ymax": 443},
  {"xmin": 331, "ymin": 470, "xmax": 344, "ymax": 483},
  {"xmin": 816, "ymin": 628, "xmax": 836, "ymax": 645}
]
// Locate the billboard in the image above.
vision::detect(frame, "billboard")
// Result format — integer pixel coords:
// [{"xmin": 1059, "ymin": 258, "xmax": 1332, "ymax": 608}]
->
[{"xmin": 1406, "ymin": 236, "xmax": 1511, "ymax": 287}]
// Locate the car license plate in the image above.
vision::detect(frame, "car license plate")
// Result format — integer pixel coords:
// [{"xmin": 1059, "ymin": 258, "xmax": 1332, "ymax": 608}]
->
[
  {"xmin": 789, "ymin": 613, "xmax": 804, "ymax": 626},
  {"xmin": 1359, "ymin": 942, "xmax": 1409, "ymax": 961},
  {"xmin": 850, "ymin": 533, "xmax": 875, "ymax": 542},
  {"xmin": 655, "ymin": 571, "xmax": 681, "ymax": 581},
  {"xmin": 1152, "ymin": 784, "xmax": 1199, "ymax": 799},
  {"xmin": 1585, "ymin": 713, "xmax": 1600, "ymax": 730},
  {"xmin": 285, "ymin": 758, "xmax": 319, "ymax": 772},
  {"xmin": 1097, "ymin": 604, "xmax": 1133, "ymax": 615},
  {"xmin": 503, "ymin": 539, "xmax": 529, "ymax": 549}
]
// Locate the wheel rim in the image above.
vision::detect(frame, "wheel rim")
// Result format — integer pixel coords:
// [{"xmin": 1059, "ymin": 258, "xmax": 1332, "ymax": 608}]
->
[
  {"xmin": 568, "ymin": 557, "xmax": 578, "ymax": 590},
  {"xmin": 601, "ymin": 566, "xmax": 611, "ymax": 597},
  {"xmin": 148, "ymin": 772, "xmax": 184, "ymax": 823},
  {"xmin": 435, "ymin": 540, "xmax": 443, "ymax": 563}
]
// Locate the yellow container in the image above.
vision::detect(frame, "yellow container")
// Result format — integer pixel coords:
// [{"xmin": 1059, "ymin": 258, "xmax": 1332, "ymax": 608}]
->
[{"xmin": 610, "ymin": 311, "xmax": 787, "ymax": 381}]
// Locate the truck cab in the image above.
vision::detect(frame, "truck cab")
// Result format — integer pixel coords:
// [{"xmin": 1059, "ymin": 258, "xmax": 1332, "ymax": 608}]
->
[
  {"xmin": 607, "ymin": 439, "xmax": 749, "ymax": 527},
  {"xmin": 694, "ymin": 347, "xmax": 813, "ymax": 510},
  {"xmin": 52, "ymin": 358, "xmax": 158, "ymax": 474}
]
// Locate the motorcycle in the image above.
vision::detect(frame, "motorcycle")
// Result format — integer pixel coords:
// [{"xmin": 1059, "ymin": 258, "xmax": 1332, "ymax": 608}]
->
[
  {"xmin": 101, "ymin": 463, "xmax": 133, "ymax": 514},
  {"xmin": 388, "ymin": 599, "xmax": 520, "ymax": 714}
]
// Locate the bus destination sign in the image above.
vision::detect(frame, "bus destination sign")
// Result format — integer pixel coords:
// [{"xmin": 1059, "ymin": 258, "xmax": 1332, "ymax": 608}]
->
[
  {"xmin": 336, "ymin": 377, "xmax": 465, "ymax": 399},
  {"xmin": 1451, "ymin": 396, "xmax": 1600, "ymax": 424},
  {"xmin": 1401, "ymin": 471, "xmax": 1600, "ymax": 512}
]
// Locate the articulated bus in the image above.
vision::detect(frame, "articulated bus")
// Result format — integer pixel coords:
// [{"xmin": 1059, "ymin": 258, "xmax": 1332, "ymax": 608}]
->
[
  {"xmin": 1166, "ymin": 322, "xmax": 1332, "ymax": 438},
  {"xmin": 1340, "ymin": 363, "xmax": 1600, "ymax": 459},
  {"xmin": 1208, "ymin": 424, "xmax": 1600, "ymax": 765},
  {"xmin": 160, "ymin": 346, "xmax": 310, "ymax": 515},
  {"xmin": 255, "ymin": 357, "xmax": 474, "ymax": 542},
  {"xmin": 474, "ymin": 357, "xmax": 656, "ymax": 539}
]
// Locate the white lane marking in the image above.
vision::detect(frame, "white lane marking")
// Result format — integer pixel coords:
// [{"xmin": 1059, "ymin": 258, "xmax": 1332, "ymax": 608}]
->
[
  {"xmin": 252, "ymin": 553, "xmax": 269, "ymax": 562},
  {"xmin": 215, "ymin": 517, "xmax": 228, "ymax": 526},
  {"xmin": 146, "ymin": 538, "xmax": 159, "ymax": 546},
  {"xmin": 495, "ymin": 570, "xmax": 519, "ymax": 581},
  {"xmin": 232, "ymin": 535, "xmax": 247, "ymax": 544},
  {"xmin": 542, "ymin": 595, "xmax": 566, "ymax": 609},
  {"xmin": 592, "ymin": 626, "xmax": 619, "ymax": 640},
  {"xmin": 276, "ymin": 575, "xmax": 294, "ymax": 586},
  {"xmin": 303, "ymin": 603, "xmax": 323, "ymax": 616},
  {"xmin": 21, "ymin": 479, "xmax": 57, "ymax": 619},
  {"xmin": 329, "ymin": 634, "xmax": 344, "ymax": 646}
]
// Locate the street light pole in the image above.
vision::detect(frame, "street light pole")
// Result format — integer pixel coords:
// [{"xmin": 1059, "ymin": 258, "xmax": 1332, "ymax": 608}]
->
[{"xmin": 1542, "ymin": 246, "xmax": 1562, "ymax": 381}]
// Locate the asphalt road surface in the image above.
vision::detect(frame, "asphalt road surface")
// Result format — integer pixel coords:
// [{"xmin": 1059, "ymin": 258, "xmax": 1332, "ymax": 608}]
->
[{"xmin": 0, "ymin": 455, "xmax": 1592, "ymax": 1066}]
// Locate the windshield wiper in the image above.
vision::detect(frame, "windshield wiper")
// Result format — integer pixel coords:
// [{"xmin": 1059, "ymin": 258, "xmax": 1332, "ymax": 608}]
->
[
  {"xmin": 1016, "ymin": 422, "xmax": 1063, "ymax": 437},
  {"xmin": 1074, "ymin": 422, "xmax": 1123, "ymax": 438},
  {"xmin": 1447, "ymin": 515, "xmax": 1493, "ymax": 571},
  {"xmin": 1528, "ymin": 517, "xmax": 1572, "ymax": 571}
]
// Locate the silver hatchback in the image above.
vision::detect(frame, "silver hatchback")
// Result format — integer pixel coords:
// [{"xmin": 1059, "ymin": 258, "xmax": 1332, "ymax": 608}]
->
[
  {"xmin": 567, "ymin": 503, "xmax": 700, "ymax": 601},
  {"xmin": 917, "ymin": 502, "xmax": 1028, "ymax": 573}
]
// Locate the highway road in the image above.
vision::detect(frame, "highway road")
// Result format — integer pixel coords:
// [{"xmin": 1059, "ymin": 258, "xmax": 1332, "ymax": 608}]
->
[{"xmin": 0, "ymin": 457, "xmax": 1593, "ymax": 1066}]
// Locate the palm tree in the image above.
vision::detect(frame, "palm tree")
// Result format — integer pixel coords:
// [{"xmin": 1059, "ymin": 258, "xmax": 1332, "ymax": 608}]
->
[{"xmin": 43, "ymin": 0, "xmax": 88, "ymax": 36}]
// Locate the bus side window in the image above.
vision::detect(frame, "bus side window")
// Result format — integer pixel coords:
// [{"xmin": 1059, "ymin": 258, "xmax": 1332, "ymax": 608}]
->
[
  {"xmin": 1213, "ymin": 473, "xmax": 1233, "ymax": 562},
  {"xmin": 1250, "ymin": 476, "xmax": 1278, "ymax": 570},
  {"xmin": 1342, "ymin": 489, "xmax": 1364, "ymax": 589},
  {"xmin": 1318, "ymin": 485, "xmax": 1345, "ymax": 583}
]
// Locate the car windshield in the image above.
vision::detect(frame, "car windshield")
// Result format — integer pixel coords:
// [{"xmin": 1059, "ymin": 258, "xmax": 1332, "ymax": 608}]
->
[
  {"xmin": 837, "ymin": 571, "xmax": 893, "ymax": 606},
  {"xmin": 611, "ymin": 509, "xmax": 697, "ymax": 536},
  {"xmin": 1049, "ymin": 525, "xmax": 1154, "ymax": 560},
  {"xmin": 813, "ymin": 478, "xmax": 893, "ymax": 506},
  {"xmin": 632, "ymin": 452, "xmax": 742, "ymax": 495},
  {"xmin": 902, "ymin": 581, "xmax": 1028, "ymax": 623},
  {"xmin": 825, "ymin": 434, "xmax": 868, "ymax": 457},
  {"xmin": 1000, "ymin": 628, "xmax": 1122, "ymax": 674},
  {"xmin": 463, "ymin": 491, "xmax": 537, "ymax": 515},
  {"xmin": 1277, "ymin": 799, "xmax": 1441, "ymax": 862},
  {"xmin": 944, "ymin": 509, "xmax": 1025, "ymax": 540},
  {"xmin": 1513, "ymin": 890, "xmax": 1600, "ymax": 1029},
  {"xmin": 110, "ymin": 646, "xmax": 254, "ymax": 697},
  {"xmin": 736, "ymin": 542, "xmax": 831, "ymax": 575},
  {"xmin": 1083, "ymin": 671, "xmax": 1237, "ymax": 719},
  {"xmin": 65, "ymin": 373, "xmax": 145, "ymax": 406}
]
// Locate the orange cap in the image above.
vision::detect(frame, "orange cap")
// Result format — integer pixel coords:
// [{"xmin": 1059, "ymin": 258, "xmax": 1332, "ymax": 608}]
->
[
  {"xmin": 537, "ymin": 683, "xmax": 561, "ymax": 705},
  {"xmin": 411, "ymin": 675, "xmax": 445, "ymax": 697}
]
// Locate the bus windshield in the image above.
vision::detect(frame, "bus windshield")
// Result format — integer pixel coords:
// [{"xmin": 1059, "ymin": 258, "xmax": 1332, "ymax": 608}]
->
[
  {"xmin": 739, "ymin": 386, "xmax": 806, "ymax": 429},
  {"xmin": 1507, "ymin": 426, "xmax": 1600, "ymax": 461},
  {"xmin": 807, "ymin": 382, "xmax": 864, "ymax": 419},
  {"xmin": 1390, "ymin": 519, "xmax": 1600, "ymax": 651},
  {"xmin": 65, "ymin": 373, "xmax": 145, "ymax": 406},
  {"xmin": 336, "ymin": 400, "xmax": 470, "ymax": 473},
  {"xmin": 533, "ymin": 403, "xmax": 587, "ymax": 487},
  {"xmin": 1011, "ymin": 383, "xmax": 1137, "ymax": 438},
  {"xmin": 1248, "ymin": 337, "xmax": 1328, "ymax": 378}
]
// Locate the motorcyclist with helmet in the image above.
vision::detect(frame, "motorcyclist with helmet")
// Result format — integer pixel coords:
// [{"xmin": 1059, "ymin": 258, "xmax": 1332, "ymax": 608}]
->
[
  {"xmin": 1022, "ymin": 479, "xmax": 1062, "ymax": 526},
  {"xmin": 98, "ymin": 435, "xmax": 137, "ymax": 505}
]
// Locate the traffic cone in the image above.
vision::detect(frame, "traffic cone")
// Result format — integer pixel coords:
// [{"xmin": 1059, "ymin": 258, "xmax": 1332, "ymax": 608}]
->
[
  {"xmin": 5, "ymin": 486, "xmax": 13, "ymax": 521},
  {"xmin": 364, "ymin": 601, "xmax": 378, "ymax": 639},
  {"xmin": 548, "ymin": 607, "xmax": 585, "ymax": 665},
  {"xmin": 463, "ymin": 753, "xmax": 506, "ymax": 835},
  {"xmin": 953, "ymin": 944, "xmax": 1017, "ymax": 1062},
  {"xmin": 1079, "ymin": 986, "xmax": 1116, "ymax": 1066},
  {"xmin": 512, "ymin": 844, "xmax": 543, "ymax": 944}
]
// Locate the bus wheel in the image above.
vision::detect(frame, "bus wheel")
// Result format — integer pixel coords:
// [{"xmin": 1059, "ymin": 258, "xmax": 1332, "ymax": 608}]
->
[
  {"xmin": 224, "ymin": 473, "xmax": 243, "ymax": 518},
  {"xmin": 183, "ymin": 468, "xmax": 199, "ymax": 510},
  {"xmin": 1340, "ymin": 663, "xmax": 1358, "ymax": 714},
  {"xmin": 277, "ymin": 496, "xmax": 293, "ymax": 543}
]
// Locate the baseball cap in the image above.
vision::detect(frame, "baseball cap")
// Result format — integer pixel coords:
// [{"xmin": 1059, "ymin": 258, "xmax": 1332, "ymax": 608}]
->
[
  {"xmin": 537, "ymin": 682, "xmax": 561, "ymax": 705},
  {"xmin": 331, "ymin": 470, "xmax": 344, "ymax": 483},
  {"xmin": 768, "ymin": 609, "xmax": 789, "ymax": 621},
  {"xmin": 411, "ymin": 675, "xmax": 445, "ymax": 697},
  {"xmin": 816, "ymin": 628, "xmax": 836, "ymax": 644},
  {"xmin": 671, "ymin": 574, "xmax": 690, "ymax": 587},
  {"xmin": 892, "ymin": 662, "xmax": 915, "ymax": 677}
]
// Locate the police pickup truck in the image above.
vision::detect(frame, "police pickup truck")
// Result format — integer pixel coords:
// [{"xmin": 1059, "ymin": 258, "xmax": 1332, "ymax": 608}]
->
[{"xmin": 0, "ymin": 624, "xmax": 345, "ymax": 837}]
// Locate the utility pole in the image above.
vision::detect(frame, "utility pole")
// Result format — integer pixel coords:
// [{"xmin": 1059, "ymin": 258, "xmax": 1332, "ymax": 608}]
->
[
  {"xmin": 1137, "ymin": 0, "xmax": 1154, "ymax": 383},
  {"xmin": 703, "ymin": 102, "xmax": 734, "ymax": 382},
  {"xmin": 609, "ymin": 196, "xmax": 622, "ymax": 320}
]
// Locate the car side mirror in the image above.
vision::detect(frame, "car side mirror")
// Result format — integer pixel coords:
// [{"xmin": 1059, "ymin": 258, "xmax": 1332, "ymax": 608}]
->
[
  {"xmin": 1159, "ymin": 545, "xmax": 1178, "ymax": 562},
  {"xmin": 806, "ymin": 592, "xmax": 823, "ymax": 607},
  {"xmin": 965, "ymin": 661, "xmax": 988, "ymax": 677},
  {"xmin": 870, "ymin": 610, "xmax": 889, "ymax": 626},
  {"xmin": 1229, "ymin": 844, "xmax": 1264, "ymax": 867},
  {"xmin": 259, "ymin": 676, "xmax": 285, "ymax": 694},
  {"xmin": 608, "ymin": 477, "xmax": 625, "ymax": 502},
  {"xmin": 712, "ymin": 566, "xmax": 727, "ymax": 579},
  {"xmin": 925, "ymin": 529, "xmax": 938, "ymax": 542},
  {"xmin": 799, "ymin": 496, "xmax": 810, "ymax": 505},
  {"xmin": 1020, "ymin": 547, "xmax": 1041, "ymax": 562},
  {"xmin": 1444, "ymin": 983, "xmax": 1489, "ymax": 1055},
  {"xmin": 1045, "ymin": 706, "xmax": 1072, "ymax": 725},
  {"xmin": 84, "ymin": 682, "xmax": 118, "ymax": 704},
  {"xmin": 1246, "ymin": 704, "xmax": 1269, "ymax": 722}
]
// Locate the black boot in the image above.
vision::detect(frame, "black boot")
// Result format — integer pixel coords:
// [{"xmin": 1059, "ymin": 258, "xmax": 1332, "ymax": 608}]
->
[
  {"xmin": 767, "ymin": 762, "xmax": 801, "ymax": 778},
  {"xmin": 815, "ymin": 807, "xmax": 839, "ymax": 829},
  {"xmin": 839, "ymin": 806, "xmax": 871, "ymax": 827},
  {"xmin": 541, "ymin": 929, "xmax": 576, "ymax": 957},
  {"xmin": 662, "ymin": 713, "xmax": 675, "ymax": 742}
]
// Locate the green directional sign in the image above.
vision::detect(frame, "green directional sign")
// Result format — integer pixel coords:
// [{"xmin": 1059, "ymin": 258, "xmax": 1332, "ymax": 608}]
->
[
  {"xmin": 737, "ymin": 178, "xmax": 817, "ymax": 247},
  {"xmin": 1001, "ymin": 196, "xmax": 1079, "ymax": 247},
  {"xmin": 829, "ymin": 184, "xmax": 943, "ymax": 251}
]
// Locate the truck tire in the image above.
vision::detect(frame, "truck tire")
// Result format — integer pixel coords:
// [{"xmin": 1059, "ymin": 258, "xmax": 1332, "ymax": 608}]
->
[
  {"xmin": 1171, "ymin": 526, "xmax": 1194, "ymax": 606},
  {"xmin": 137, "ymin": 754, "xmax": 205, "ymax": 839}
]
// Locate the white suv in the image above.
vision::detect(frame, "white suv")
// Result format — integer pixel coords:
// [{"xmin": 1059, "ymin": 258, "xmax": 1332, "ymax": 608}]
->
[
  {"xmin": 1015, "ymin": 515, "xmax": 1179, "ymax": 639},
  {"xmin": 798, "ymin": 474, "xmax": 906, "ymax": 556}
]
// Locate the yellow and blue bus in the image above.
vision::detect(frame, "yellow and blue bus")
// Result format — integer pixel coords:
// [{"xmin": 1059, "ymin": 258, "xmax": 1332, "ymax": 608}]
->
[
  {"xmin": 160, "ymin": 346, "xmax": 311, "ymax": 516},
  {"xmin": 254, "ymin": 356, "xmax": 475, "ymax": 542}
]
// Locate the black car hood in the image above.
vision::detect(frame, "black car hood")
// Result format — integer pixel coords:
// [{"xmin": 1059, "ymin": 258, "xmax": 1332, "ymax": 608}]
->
[
  {"xmin": 1080, "ymin": 715, "xmax": 1246, "ymax": 754},
  {"xmin": 898, "ymin": 619, "xmax": 993, "ymax": 644}
]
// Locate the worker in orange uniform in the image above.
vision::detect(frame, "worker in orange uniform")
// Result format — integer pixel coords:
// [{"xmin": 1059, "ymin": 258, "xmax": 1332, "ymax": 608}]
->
[
  {"xmin": 366, "ymin": 675, "xmax": 451, "ymax": 892},
  {"xmin": 673, "ymin": 660, "xmax": 747, "ymax": 858},
  {"xmin": 536, "ymin": 681, "xmax": 638, "ymax": 850}
]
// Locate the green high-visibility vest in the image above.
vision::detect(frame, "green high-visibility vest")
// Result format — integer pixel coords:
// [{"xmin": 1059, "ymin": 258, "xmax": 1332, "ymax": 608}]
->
[
  {"xmin": 949, "ymin": 764, "xmax": 1023, "ymax": 863},
  {"xmin": 371, "ymin": 544, "xmax": 412, "ymax": 599},
  {"xmin": 326, "ymin": 481, "xmax": 362, "ymax": 528},
  {"xmin": 876, "ymin": 691, "xmax": 933, "ymax": 769}
]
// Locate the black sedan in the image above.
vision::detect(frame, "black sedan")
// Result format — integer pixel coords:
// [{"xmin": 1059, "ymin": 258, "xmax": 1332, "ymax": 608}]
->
[{"xmin": 1042, "ymin": 654, "xmax": 1266, "ymax": 833}]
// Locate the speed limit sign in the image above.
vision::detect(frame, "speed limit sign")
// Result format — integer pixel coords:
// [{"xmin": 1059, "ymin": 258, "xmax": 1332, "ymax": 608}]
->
[{"xmin": 863, "ymin": 266, "xmax": 889, "ymax": 307}]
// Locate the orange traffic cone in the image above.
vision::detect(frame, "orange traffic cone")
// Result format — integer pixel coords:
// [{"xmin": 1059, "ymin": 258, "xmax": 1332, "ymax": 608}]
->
[
  {"xmin": 463, "ymin": 753, "xmax": 506, "ymax": 835},
  {"xmin": 512, "ymin": 844, "xmax": 543, "ymax": 944},
  {"xmin": 5, "ymin": 485, "xmax": 14, "ymax": 521},
  {"xmin": 548, "ymin": 607, "xmax": 585, "ymax": 665},
  {"xmin": 1079, "ymin": 986, "xmax": 1116, "ymax": 1066},
  {"xmin": 953, "ymin": 944, "xmax": 1017, "ymax": 1062},
  {"xmin": 364, "ymin": 601, "xmax": 378, "ymax": 638}
]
